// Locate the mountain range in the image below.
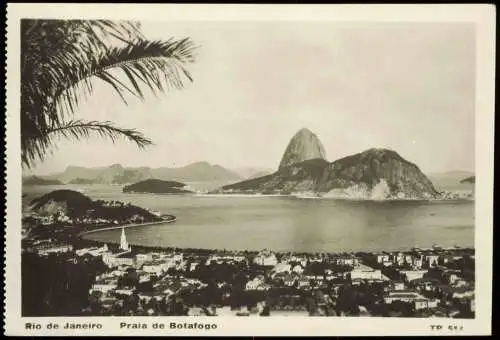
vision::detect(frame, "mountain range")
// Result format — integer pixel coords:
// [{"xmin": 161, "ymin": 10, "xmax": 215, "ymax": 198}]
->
[{"xmin": 31, "ymin": 162, "xmax": 244, "ymax": 185}]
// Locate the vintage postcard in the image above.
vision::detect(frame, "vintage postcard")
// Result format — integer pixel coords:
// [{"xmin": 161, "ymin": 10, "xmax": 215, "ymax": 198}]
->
[{"xmin": 4, "ymin": 3, "xmax": 495, "ymax": 336}]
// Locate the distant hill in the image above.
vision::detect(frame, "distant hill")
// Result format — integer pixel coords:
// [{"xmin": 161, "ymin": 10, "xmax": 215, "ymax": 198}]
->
[
  {"xmin": 123, "ymin": 179, "xmax": 193, "ymax": 194},
  {"xmin": 233, "ymin": 167, "xmax": 274, "ymax": 179},
  {"xmin": 247, "ymin": 171, "xmax": 274, "ymax": 180},
  {"xmin": 150, "ymin": 162, "xmax": 242, "ymax": 182},
  {"xmin": 427, "ymin": 170, "xmax": 475, "ymax": 191},
  {"xmin": 460, "ymin": 176, "xmax": 475, "ymax": 184},
  {"xmin": 23, "ymin": 176, "xmax": 63, "ymax": 186},
  {"xmin": 41, "ymin": 162, "xmax": 242, "ymax": 185},
  {"xmin": 219, "ymin": 129, "xmax": 440, "ymax": 199}
]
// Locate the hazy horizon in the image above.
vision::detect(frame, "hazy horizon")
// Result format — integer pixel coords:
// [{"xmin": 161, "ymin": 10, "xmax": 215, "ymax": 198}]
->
[
  {"xmin": 26, "ymin": 21, "xmax": 476, "ymax": 176},
  {"xmin": 26, "ymin": 149, "xmax": 475, "ymax": 177}
]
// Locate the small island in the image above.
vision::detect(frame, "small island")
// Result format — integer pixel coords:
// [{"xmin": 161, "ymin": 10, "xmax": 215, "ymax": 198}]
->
[
  {"xmin": 68, "ymin": 177, "xmax": 96, "ymax": 185},
  {"xmin": 460, "ymin": 176, "xmax": 475, "ymax": 184},
  {"xmin": 123, "ymin": 179, "xmax": 193, "ymax": 194},
  {"xmin": 23, "ymin": 176, "xmax": 63, "ymax": 186}
]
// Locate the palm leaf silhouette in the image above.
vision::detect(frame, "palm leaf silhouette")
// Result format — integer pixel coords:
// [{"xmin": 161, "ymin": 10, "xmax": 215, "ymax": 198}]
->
[{"xmin": 21, "ymin": 19, "xmax": 197, "ymax": 168}]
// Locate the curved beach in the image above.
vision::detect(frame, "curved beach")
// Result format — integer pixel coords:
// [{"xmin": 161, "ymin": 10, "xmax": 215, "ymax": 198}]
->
[{"xmin": 78, "ymin": 214, "xmax": 176, "ymax": 237}]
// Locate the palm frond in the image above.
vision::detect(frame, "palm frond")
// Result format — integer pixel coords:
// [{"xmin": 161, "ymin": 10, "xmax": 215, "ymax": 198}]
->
[
  {"xmin": 22, "ymin": 120, "xmax": 153, "ymax": 168},
  {"xmin": 20, "ymin": 19, "xmax": 198, "ymax": 169},
  {"xmin": 48, "ymin": 120, "xmax": 153, "ymax": 147},
  {"xmin": 53, "ymin": 38, "xmax": 197, "ymax": 119},
  {"xmin": 21, "ymin": 19, "xmax": 149, "ymax": 133}
]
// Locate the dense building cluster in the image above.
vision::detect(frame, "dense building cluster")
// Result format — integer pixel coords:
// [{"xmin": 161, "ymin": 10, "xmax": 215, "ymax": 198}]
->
[{"xmin": 22, "ymin": 226, "xmax": 475, "ymax": 318}]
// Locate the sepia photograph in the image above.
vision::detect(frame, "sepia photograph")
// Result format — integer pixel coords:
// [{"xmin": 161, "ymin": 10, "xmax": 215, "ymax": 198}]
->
[{"xmin": 5, "ymin": 3, "xmax": 495, "ymax": 337}]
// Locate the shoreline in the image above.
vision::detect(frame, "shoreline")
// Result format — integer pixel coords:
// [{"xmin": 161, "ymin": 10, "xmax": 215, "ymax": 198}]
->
[
  {"xmin": 75, "ymin": 213, "xmax": 475, "ymax": 256},
  {"xmin": 152, "ymin": 192, "xmax": 474, "ymax": 202},
  {"xmin": 78, "ymin": 229, "xmax": 475, "ymax": 257},
  {"xmin": 78, "ymin": 215, "xmax": 176, "ymax": 237}
]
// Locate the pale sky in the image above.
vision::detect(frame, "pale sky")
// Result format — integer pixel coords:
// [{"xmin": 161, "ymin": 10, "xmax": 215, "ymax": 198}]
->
[{"xmin": 30, "ymin": 21, "xmax": 476, "ymax": 175}]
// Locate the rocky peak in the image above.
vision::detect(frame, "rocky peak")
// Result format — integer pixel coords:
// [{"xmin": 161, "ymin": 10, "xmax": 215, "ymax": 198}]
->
[
  {"xmin": 357, "ymin": 148, "xmax": 409, "ymax": 163},
  {"xmin": 279, "ymin": 128, "xmax": 327, "ymax": 170},
  {"xmin": 321, "ymin": 148, "xmax": 439, "ymax": 198}
]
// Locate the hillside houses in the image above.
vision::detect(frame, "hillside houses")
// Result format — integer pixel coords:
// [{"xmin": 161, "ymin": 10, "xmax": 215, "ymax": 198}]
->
[{"xmin": 22, "ymin": 221, "xmax": 475, "ymax": 318}]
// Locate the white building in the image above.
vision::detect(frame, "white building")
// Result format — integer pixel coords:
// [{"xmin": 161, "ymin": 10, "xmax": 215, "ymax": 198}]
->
[
  {"xmin": 401, "ymin": 270, "xmax": 428, "ymax": 282},
  {"xmin": 101, "ymin": 228, "xmax": 134, "ymax": 268},
  {"xmin": 120, "ymin": 227, "xmax": 131, "ymax": 252},
  {"xmin": 283, "ymin": 274, "xmax": 298, "ymax": 286},
  {"xmin": 375, "ymin": 253, "xmax": 391, "ymax": 264},
  {"xmin": 393, "ymin": 281, "xmax": 405, "ymax": 291},
  {"xmin": 452, "ymin": 278, "xmax": 469, "ymax": 288},
  {"xmin": 91, "ymin": 280, "xmax": 118, "ymax": 294},
  {"xmin": 87, "ymin": 244, "xmax": 109, "ymax": 257},
  {"xmin": 425, "ymin": 254, "xmax": 440, "ymax": 267},
  {"xmin": 384, "ymin": 290, "xmax": 420, "ymax": 303},
  {"xmin": 253, "ymin": 250, "xmax": 278, "ymax": 267},
  {"xmin": 297, "ymin": 278, "xmax": 311, "ymax": 289},
  {"xmin": 415, "ymin": 298, "xmax": 439, "ymax": 310},
  {"xmin": 350, "ymin": 264, "xmax": 384, "ymax": 281},
  {"xmin": 139, "ymin": 273, "xmax": 151, "ymax": 283},
  {"xmin": 102, "ymin": 250, "xmax": 135, "ymax": 268},
  {"xmin": 413, "ymin": 258, "xmax": 424, "ymax": 269},
  {"xmin": 206, "ymin": 254, "xmax": 246, "ymax": 265},
  {"xmin": 384, "ymin": 290, "xmax": 438, "ymax": 310},
  {"xmin": 335, "ymin": 257, "xmax": 359, "ymax": 267},
  {"xmin": 245, "ymin": 276, "xmax": 270, "ymax": 291},
  {"xmin": 142, "ymin": 263, "xmax": 164, "ymax": 275},
  {"xmin": 445, "ymin": 272, "xmax": 460, "ymax": 285},
  {"xmin": 272, "ymin": 263, "xmax": 292, "ymax": 275},
  {"xmin": 136, "ymin": 253, "xmax": 153, "ymax": 265},
  {"xmin": 393, "ymin": 253, "xmax": 405, "ymax": 266},
  {"xmin": 36, "ymin": 244, "xmax": 73, "ymax": 256},
  {"xmin": 452, "ymin": 289, "xmax": 475, "ymax": 299},
  {"xmin": 292, "ymin": 264, "xmax": 304, "ymax": 274},
  {"xmin": 115, "ymin": 288, "xmax": 135, "ymax": 296}
]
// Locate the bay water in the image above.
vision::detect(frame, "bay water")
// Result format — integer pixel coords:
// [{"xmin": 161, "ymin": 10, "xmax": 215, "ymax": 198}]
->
[{"xmin": 23, "ymin": 184, "xmax": 474, "ymax": 253}]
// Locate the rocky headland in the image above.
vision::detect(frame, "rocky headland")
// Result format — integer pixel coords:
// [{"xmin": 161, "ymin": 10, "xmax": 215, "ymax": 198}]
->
[{"xmin": 217, "ymin": 128, "xmax": 453, "ymax": 200}]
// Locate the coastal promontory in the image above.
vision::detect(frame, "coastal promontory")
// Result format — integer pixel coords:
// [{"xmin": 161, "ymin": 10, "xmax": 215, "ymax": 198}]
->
[{"xmin": 28, "ymin": 189, "xmax": 160, "ymax": 223}]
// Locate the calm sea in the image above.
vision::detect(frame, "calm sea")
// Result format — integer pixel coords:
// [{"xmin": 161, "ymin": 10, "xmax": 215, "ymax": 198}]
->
[{"xmin": 23, "ymin": 184, "xmax": 475, "ymax": 253}]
